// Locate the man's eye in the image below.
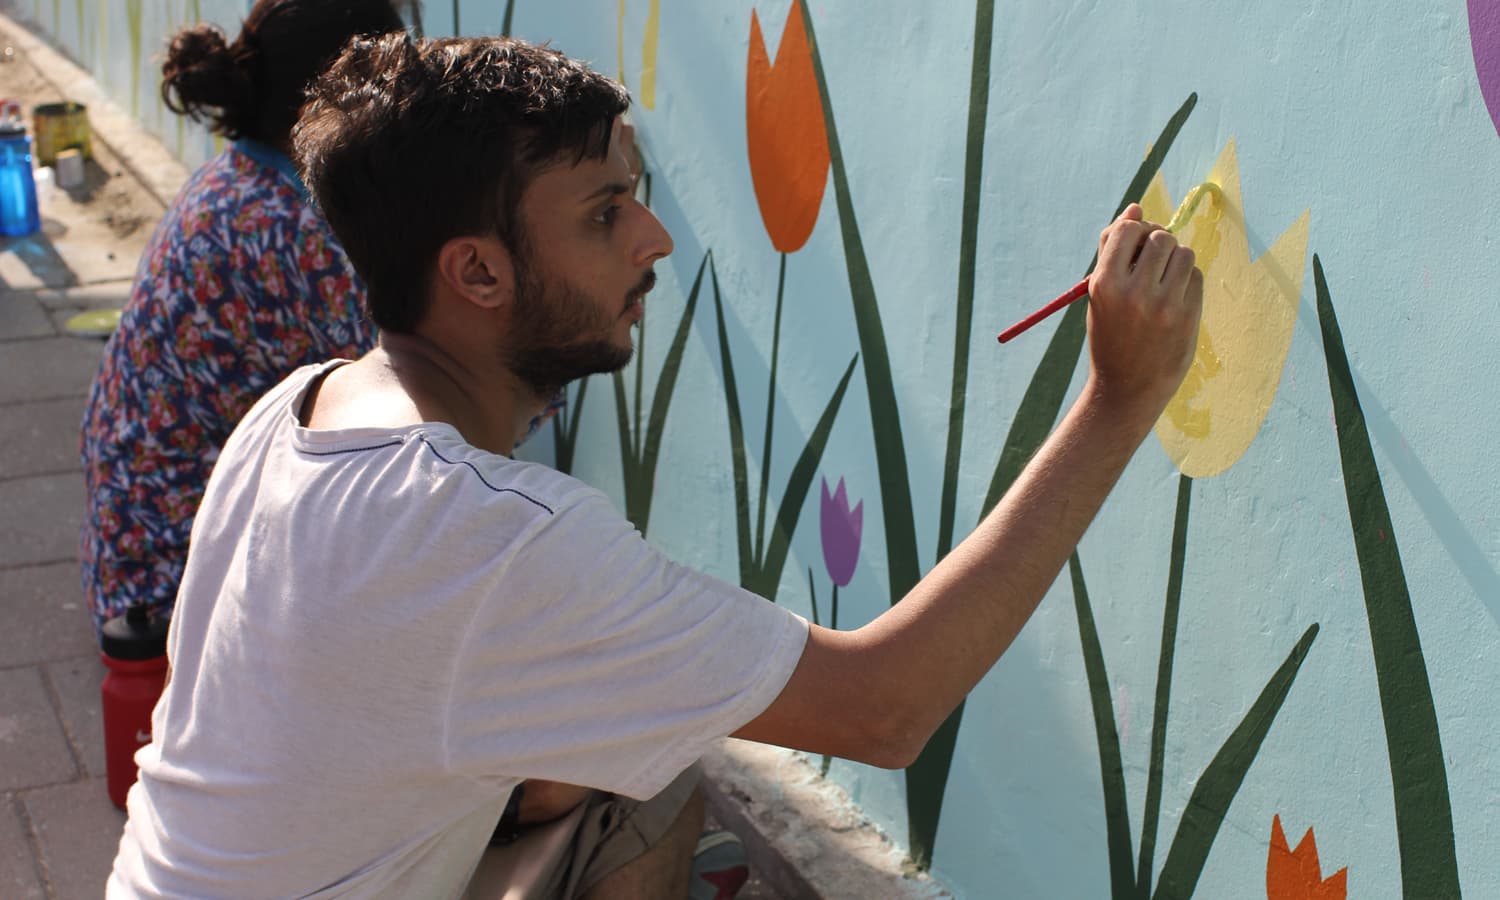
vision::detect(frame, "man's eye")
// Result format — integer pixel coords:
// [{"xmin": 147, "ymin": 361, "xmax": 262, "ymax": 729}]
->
[{"xmin": 593, "ymin": 205, "xmax": 620, "ymax": 226}]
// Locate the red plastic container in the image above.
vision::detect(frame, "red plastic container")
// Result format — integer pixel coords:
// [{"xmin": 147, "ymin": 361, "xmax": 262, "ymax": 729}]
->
[{"xmin": 99, "ymin": 605, "xmax": 169, "ymax": 810}]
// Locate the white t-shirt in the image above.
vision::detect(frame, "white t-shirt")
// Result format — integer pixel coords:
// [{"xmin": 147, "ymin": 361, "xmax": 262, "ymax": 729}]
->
[{"xmin": 108, "ymin": 361, "xmax": 809, "ymax": 899}]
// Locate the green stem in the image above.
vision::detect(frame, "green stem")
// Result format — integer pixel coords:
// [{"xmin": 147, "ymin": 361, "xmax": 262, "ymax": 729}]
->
[
  {"xmin": 755, "ymin": 252, "xmax": 787, "ymax": 564},
  {"xmin": 936, "ymin": 0, "xmax": 995, "ymax": 562},
  {"xmin": 1314, "ymin": 256, "xmax": 1459, "ymax": 897},
  {"xmin": 1136, "ymin": 475, "xmax": 1192, "ymax": 897},
  {"xmin": 125, "ymin": 0, "xmax": 142, "ymax": 116},
  {"xmin": 451, "ymin": 0, "xmax": 460, "ymax": 34},
  {"xmin": 612, "ymin": 371, "xmax": 639, "ymax": 518},
  {"xmin": 634, "ymin": 312, "xmax": 645, "ymax": 460},
  {"xmin": 1153, "ymin": 625, "xmax": 1320, "ymax": 899},
  {"xmin": 566, "ymin": 380, "xmax": 588, "ymax": 466},
  {"xmin": 807, "ymin": 568, "xmax": 819, "ymax": 627},
  {"xmin": 501, "ymin": 0, "xmax": 515, "ymax": 36},
  {"xmin": 711, "ymin": 255, "xmax": 755, "ymax": 585},
  {"xmin": 552, "ymin": 379, "xmax": 589, "ymax": 474},
  {"xmin": 1069, "ymin": 554, "xmax": 1136, "ymax": 899}
]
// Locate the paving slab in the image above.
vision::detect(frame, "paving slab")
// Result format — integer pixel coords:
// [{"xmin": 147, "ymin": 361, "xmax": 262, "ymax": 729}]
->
[
  {"xmin": 33, "ymin": 280, "xmax": 135, "ymax": 311},
  {"xmin": 0, "ymin": 472, "xmax": 85, "ymax": 569},
  {"xmin": 0, "ymin": 666, "xmax": 78, "ymax": 791},
  {"xmin": 0, "ymin": 396, "xmax": 87, "ymax": 481},
  {"xmin": 0, "ymin": 562, "xmax": 95, "ymax": 667},
  {"xmin": 45, "ymin": 655, "xmax": 108, "ymax": 780},
  {"xmin": 0, "ymin": 291, "xmax": 54, "ymax": 339},
  {"xmin": 0, "ymin": 336, "xmax": 102, "ymax": 405},
  {"xmin": 0, "ymin": 226, "xmax": 77, "ymax": 291},
  {"xmin": 22, "ymin": 779, "xmax": 125, "ymax": 899},
  {"xmin": 0, "ymin": 797, "xmax": 47, "ymax": 900}
]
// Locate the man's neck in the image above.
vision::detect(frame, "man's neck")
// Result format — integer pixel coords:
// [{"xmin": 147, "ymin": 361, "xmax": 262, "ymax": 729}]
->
[
  {"xmin": 379, "ymin": 333, "xmax": 548, "ymax": 455},
  {"xmin": 303, "ymin": 334, "xmax": 546, "ymax": 456}
]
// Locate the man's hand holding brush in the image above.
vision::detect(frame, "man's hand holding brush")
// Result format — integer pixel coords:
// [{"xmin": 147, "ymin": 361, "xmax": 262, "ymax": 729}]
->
[{"xmin": 1083, "ymin": 202, "xmax": 1204, "ymax": 427}]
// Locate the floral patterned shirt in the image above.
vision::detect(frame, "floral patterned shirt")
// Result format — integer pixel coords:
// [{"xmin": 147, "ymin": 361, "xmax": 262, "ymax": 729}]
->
[{"xmin": 79, "ymin": 143, "xmax": 374, "ymax": 632}]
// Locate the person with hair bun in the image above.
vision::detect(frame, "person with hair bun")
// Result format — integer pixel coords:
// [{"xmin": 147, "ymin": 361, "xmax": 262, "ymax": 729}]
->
[{"xmin": 78, "ymin": 0, "xmax": 407, "ymax": 636}]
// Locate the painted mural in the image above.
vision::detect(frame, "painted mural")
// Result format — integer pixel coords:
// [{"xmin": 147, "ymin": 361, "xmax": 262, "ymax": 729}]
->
[{"xmin": 21, "ymin": 1, "xmax": 1499, "ymax": 896}]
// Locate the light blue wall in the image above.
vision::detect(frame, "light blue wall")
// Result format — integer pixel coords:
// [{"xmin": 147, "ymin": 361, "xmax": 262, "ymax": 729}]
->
[{"xmin": 28, "ymin": 2, "xmax": 1500, "ymax": 897}]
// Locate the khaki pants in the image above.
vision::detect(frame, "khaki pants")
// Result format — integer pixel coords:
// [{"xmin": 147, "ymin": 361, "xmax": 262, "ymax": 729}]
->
[{"xmin": 466, "ymin": 765, "xmax": 701, "ymax": 900}]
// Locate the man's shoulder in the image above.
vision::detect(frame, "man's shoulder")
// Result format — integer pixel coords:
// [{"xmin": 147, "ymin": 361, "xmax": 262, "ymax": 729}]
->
[{"xmin": 407, "ymin": 429, "xmax": 604, "ymax": 521}]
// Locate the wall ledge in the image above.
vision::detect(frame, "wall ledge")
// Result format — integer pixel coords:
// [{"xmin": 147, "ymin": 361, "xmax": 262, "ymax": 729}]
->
[{"xmin": 702, "ymin": 740, "xmax": 952, "ymax": 899}]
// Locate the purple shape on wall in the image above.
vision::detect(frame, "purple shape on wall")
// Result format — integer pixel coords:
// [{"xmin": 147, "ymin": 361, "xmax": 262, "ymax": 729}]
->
[
  {"xmin": 820, "ymin": 477, "xmax": 863, "ymax": 588},
  {"xmin": 1470, "ymin": 0, "xmax": 1500, "ymax": 135}
]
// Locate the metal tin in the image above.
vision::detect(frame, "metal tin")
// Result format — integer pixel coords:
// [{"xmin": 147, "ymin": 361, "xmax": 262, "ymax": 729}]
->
[{"xmin": 32, "ymin": 101, "xmax": 92, "ymax": 167}]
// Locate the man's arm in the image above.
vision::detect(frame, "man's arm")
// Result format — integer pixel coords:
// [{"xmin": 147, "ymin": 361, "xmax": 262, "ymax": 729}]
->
[{"xmin": 735, "ymin": 205, "xmax": 1204, "ymax": 768}]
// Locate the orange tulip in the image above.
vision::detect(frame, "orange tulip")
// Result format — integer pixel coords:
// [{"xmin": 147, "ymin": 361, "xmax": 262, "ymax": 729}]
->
[
  {"xmin": 746, "ymin": 0, "xmax": 830, "ymax": 253},
  {"xmin": 1267, "ymin": 815, "xmax": 1348, "ymax": 900}
]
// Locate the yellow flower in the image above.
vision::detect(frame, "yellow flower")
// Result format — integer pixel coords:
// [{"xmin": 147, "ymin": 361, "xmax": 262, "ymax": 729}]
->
[{"xmin": 1142, "ymin": 139, "xmax": 1310, "ymax": 478}]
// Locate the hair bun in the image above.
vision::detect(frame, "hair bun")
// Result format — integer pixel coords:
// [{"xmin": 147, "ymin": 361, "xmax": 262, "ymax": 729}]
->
[{"xmin": 161, "ymin": 23, "xmax": 257, "ymax": 136}]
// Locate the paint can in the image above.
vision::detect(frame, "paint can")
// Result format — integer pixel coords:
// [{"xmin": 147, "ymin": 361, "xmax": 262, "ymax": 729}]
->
[
  {"xmin": 32, "ymin": 101, "xmax": 92, "ymax": 168},
  {"xmin": 55, "ymin": 147, "xmax": 85, "ymax": 190}
]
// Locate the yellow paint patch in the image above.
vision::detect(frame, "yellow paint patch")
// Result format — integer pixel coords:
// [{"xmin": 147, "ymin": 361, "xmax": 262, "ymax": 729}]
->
[
  {"xmin": 640, "ymin": 0, "xmax": 660, "ymax": 109},
  {"xmin": 617, "ymin": 0, "xmax": 627, "ymax": 85},
  {"xmin": 1143, "ymin": 139, "xmax": 1310, "ymax": 478}
]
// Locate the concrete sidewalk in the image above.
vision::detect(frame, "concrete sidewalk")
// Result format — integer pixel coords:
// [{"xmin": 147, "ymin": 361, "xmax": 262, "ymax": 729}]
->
[{"xmin": 0, "ymin": 27, "xmax": 166, "ymax": 900}]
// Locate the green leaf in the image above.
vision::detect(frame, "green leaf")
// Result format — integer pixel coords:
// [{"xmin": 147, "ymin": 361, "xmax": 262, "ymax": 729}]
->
[
  {"xmin": 1152, "ymin": 624, "xmax": 1319, "ymax": 899},
  {"xmin": 641, "ymin": 253, "xmax": 709, "ymax": 488},
  {"xmin": 710, "ymin": 255, "xmax": 755, "ymax": 587},
  {"xmin": 799, "ymin": 0, "xmax": 922, "ymax": 611},
  {"xmin": 1137, "ymin": 475, "xmax": 1193, "ymax": 896},
  {"xmin": 937, "ymin": 0, "xmax": 996, "ymax": 562},
  {"xmin": 754, "ymin": 354, "xmax": 861, "ymax": 599},
  {"xmin": 611, "ymin": 368, "xmax": 639, "ymax": 517},
  {"xmin": 807, "ymin": 567, "xmax": 820, "ymax": 627},
  {"xmin": 1313, "ymin": 255, "xmax": 1459, "ymax": 897},
  {"xmin": 611, "ymin": 250, "xmax": 708, "ymax": 535},
  {"xmin": 1069, "ymin": 554, "xmax": 1137, "ymax": 899},
  {"xmin": 551, "ymin": 378, "xmax": 589, "ymax": 474}
]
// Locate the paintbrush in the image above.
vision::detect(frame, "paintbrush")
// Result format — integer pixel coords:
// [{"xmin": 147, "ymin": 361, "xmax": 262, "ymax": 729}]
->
[{"xmin": 996, "ymin": 181, "xmax": 1222, "ymax": 344}]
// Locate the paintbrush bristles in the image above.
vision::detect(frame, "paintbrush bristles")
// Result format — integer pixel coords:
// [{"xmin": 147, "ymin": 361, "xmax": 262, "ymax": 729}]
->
[{"xmin": 1165, "ymin": 181, "xmax": 1222, "ymax": 234}]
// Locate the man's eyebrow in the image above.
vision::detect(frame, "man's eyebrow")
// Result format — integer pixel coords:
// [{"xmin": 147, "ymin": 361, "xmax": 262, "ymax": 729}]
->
[{"xmin": 580, "ymin": 182, "xmax": 633, "ymax": 203}]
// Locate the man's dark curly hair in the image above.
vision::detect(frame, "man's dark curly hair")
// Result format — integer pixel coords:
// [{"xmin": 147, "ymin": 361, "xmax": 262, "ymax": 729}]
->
[{"xmin": 294, "ymin": 34, "xmax": 631, "ymax": 333}]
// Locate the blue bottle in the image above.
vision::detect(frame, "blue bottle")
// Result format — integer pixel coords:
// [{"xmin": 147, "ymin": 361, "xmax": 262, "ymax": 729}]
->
[{"xmin": 0, "ymin": 103, "xmax": 42, "ymax": 238}]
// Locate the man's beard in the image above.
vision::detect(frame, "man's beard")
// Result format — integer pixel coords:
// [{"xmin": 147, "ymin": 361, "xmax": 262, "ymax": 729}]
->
[{"xmin": 504, "ymin": 254, "xmax": 655, "ymax": 397}]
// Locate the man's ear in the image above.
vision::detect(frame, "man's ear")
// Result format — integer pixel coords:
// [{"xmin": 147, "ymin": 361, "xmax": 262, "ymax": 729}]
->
[{"xmin": 434, "ymin": 236, "xmax": 516, "ymax": 311}]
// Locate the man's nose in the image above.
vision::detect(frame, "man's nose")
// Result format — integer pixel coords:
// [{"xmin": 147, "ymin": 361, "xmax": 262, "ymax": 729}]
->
[{"xmin": 633, "ymin": 206, "xmax": 674, "ymax": 266}]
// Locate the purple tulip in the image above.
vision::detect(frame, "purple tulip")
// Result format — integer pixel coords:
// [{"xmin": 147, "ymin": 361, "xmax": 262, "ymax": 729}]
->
[
  {"xmin": 819, "ymin": 476, "xmax": 863, "ymax": 587},
  {"xmin": 1472, "ymin": 0, "xmax": 1500, "ymax": 136}
]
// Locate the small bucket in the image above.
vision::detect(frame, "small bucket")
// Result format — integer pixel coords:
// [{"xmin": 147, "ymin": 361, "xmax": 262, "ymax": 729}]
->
[{"xmin": 33, "ymin": 101, "xmax": 92, "ymax": 168}]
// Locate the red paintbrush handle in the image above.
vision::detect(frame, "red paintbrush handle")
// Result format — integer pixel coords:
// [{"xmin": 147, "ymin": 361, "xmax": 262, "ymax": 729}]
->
[{"xmin": 996, "ymin": 277, "xmax": 1089, "ymax": 344}]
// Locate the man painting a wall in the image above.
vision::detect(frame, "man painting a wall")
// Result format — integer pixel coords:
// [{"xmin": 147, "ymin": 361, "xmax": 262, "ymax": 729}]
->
[{"xmin": 105, "ymin": 32, "xmax": 1203, "ymax": 899}]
